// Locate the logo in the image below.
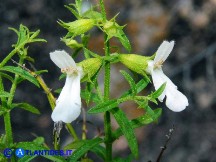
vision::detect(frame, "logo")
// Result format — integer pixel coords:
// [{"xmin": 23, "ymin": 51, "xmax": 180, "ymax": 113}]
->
[
  {"xmin": 3, "ymin": 148, "xmax": 72, "ymax": 158},
  {"xmin": 15, "ymin": 148, "xmax": 25, "ymax": 158},
  {"xmin": 3, "ymin": 148, "xmax": 13, "ymax": 158}
]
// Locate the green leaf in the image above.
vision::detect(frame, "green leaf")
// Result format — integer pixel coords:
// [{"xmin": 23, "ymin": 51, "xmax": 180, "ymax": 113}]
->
[
  {"xmin": 0, "ymin": 153, "xmax": 7, "ymax": 162},
  {"xmin": 112, "ymin": 154, "xmax": 134, "ymax": 162},
  {"xmin": 9, "ymin": 24, "xmax": 46, "ymax": 48},
  {"xmin": 0, "ymin": 72, "xmax": 13, "ymax": 82},
  {"xmin": 150, "ymin": 83, "xmax": 166, "ymax": 99},
  {"xmin": 64, "ymin": 139, "xmax": 105, "ymax": 160},
  {"xmin": 120, "ymin": 70, "xmax": 137, "ymax": 96},
  {"xmin": 117, "ymin": 29, "xmax": 131, "ymax": 52},
  {"xmin": 111, "ymin": 108, "xmax": 138, "ymax": 158},
  {"xmin": 68, "ymin": 138, "xmax": 103, "ymax": 161},
  {"xmin": 54, "ymin": 88, "xmax": 62, "ymax": 94},
  {"xmin": 64, "ymin": 140, "xmax": 85, "ymax": 150},
  {"xmin": 0, "ymin": 134, "xmax": 7, "ymax": 148},
  {"xmin": 59, "ymin": 73, "xmax": 66, "ymax": 80},
  {"xmin": 0, "ymin": 91, "xmax": 12, "ymax": 97},
  {"xmin": 34, "ymin": 70, "xmax": 48, "ymax": 75},
  {"xmin": 65, "ymin": 5, "xmax": 79, "ymax": 19},
  {"xmin": 91, "ymin": 145, "xmax": 106, "ymax": 160},
  {"xmin": 75, "ymin": 0, "xmax": 82, "ymax": 15},
  {"xmin": 18, "ymin": 155, "xmax": 37, "ymax": 162},
  {"xmin": 0, "ymin": 107, "xmax": 9, "ymax": 116},
  {"xmin": 33, "ymin": 137, "xmax": 45, "ymax": 145},
  {"xmin": 121, "ymin": 78, "xmax": 149, "ymax": 98},
  {"xmin": 88, "ymin": 99, "xmax": 118, "ymax": 114},
  {"xmin": 131, "ymin": 108, "xmax": 162, "ymax": 128},
  {"xmin": 83, "ymin": 48, "xmax": 100, "ymax": 59},
  {"xmin": 81, "ymin": 90, "xmax": 101, "ymax": 104},
  {"xmin": 112, "ymin": 108, "xmax": 162, "ymax": 140},
  {"xmin": 12, "ymin": 103, "xmax": 40, "ymax": 114},
  {"xmin": 0, "ymin": 66, "xmax": 40, "ymax": 87},
  {"xmin": 82, "ymin": 10, "xmax": 103, "ymax": 20}
]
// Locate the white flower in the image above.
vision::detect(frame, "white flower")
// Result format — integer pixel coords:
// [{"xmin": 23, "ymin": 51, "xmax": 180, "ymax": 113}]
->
[
  {"xmin": 50, "ymin": 50, "xmax": 82, "ymax": 123},
  {"xmin": 147, "ymin": 41, "xmax": 189, "ymax": 112}
]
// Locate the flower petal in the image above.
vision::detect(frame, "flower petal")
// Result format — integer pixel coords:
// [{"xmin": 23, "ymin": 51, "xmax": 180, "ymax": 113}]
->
[
  {"xmin": 165, "ymin": 84, "xmax": 189, "ymax": 112},
  {"xmin": 50, "ymin": 50, "xmax": 76, "ymax": 69},
  {"xmin": 151, "ymin": 68, "xmax": 167, "ymax": 101},
  {"xmin": 154, "ymin": 41, "xmax": 174, "ymax": 64},
  {"xmin": 51, "ymin": 74, "xmax": 81, "ymax": 123}
]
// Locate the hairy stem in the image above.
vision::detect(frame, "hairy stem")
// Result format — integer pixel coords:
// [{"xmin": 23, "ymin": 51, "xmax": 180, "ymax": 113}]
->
[
  {"xmin": 104, "ymin": 35, "xmax": 112, "ymax": 161},
  {"xmin": 3, "ymin": 58, "xmax": 24, "ymax": 152}
]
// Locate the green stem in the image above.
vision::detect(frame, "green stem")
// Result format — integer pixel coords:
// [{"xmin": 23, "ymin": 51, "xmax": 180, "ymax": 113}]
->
[
  {"xmin": 66, "ymin": 123, "xmax": 79, "ymax": 141},
  {"xmin": 4, "ymin": 58, "xmax": 24, "ymax": 145},
  {"xmin": 100, "ymin": 1, "xmax": 112, "ymax": 159},
  {"xmin": 0, "ymin": 46, "xmax": 22, "ymax": 68},
  {"xmin": 104, "ymin": 33, "xmax": 112, "ymax": 161},
  {"xmin": 100, "ymin": 0, "xmax": 106, "ymax": 20},
  {"xmin": 0, "ymin": 75, "xmax": 13, "ymax": 145}
]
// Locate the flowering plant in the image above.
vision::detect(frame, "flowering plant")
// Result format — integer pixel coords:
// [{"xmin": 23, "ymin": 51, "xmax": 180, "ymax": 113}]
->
[{"xmin": 0, "ymin": 0, "xmax": 188, "ymax": 161}]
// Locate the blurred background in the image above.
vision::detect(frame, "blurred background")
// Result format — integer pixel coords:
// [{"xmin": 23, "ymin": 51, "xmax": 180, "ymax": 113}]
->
[{"xmin": 0, "ymin": 0, "xmax": 216, "ymax": 161}]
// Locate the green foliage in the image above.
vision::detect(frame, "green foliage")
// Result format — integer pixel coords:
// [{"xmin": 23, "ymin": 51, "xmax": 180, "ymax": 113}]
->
[
  {"xmin": 9, "ymin": 24, "xmax": 46, "ymax": 49},
  {"xmin": 11, "ymin": 103, "xmax": 40, "ymax": 114},
  {"xmin": 65, "ymin": 138, "xmax": 103, "ymax": 161},
  {"xmin": 111, "ymin": 108, "xmax": 138, "ymax": 158},
  {"xmin": 120, "ymin": 70, "xmax": 137, "ymax": 96},
  {"xmin": 0, "ymin": 66, "xmax": 40, "ymax": 87},
  {"xmin": 0, "ymin": 91, "xmax": 12, "ymax": 97},
  {"xmin": 103, "ymin": 19, "xmax": 131, "ymax": 52}
]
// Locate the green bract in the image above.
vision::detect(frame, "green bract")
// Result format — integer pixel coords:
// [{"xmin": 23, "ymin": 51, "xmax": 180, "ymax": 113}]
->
[
  {"xmin": 61, "ymin": 38, "xmax": 83, "ymax": 49},
  {"xmin": 102, "ymin": 19, "xmax": 131, "ymax": 52},
  {"xmin": 77, "ymin": 57, "xmax": 102, "ymax": 82},
  {"xmin": 58, "ymin": 19, "xmax": 95, "ymax": 37},
  {"xmin": 119, "ymin": 54, "xmax": 150, "ymax": 77}
]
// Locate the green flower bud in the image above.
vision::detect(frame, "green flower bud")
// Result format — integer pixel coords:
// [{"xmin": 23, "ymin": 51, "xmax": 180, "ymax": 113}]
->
[
  {"xmin": 77, "ymin": 57, "xmax": 102, "ymax": 82},
  {"xmin": 59, "ymin": 19, "xmax": 95, "ymax": 37},
  {"xmin": 103, "ymin": 20, "xmax": 124, "ymax": 38},
  {"xmin": 61, "ymin": 38, "xmax": 83, "ymax": 49},
  {"xmin": 119, "ymin": 54, "xmax": 150, "ymax": 76}
]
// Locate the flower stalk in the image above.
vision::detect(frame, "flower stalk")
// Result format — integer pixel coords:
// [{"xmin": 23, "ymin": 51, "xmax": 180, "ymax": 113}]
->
[{"xmin": 104, "ymin": 34, "xmax": 112, "ymax": 161}]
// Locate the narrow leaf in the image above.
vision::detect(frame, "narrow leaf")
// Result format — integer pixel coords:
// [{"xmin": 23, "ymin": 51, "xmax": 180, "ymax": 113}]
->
[
  {"xmin": 68, "ymin": 138, "xmax": 103, "ymax": 161},
  {"xmin": 131, "ymin": 108, "xmax": 162, "ymax": 128},
  {"xmin": 121, "ymin": 78, "xmax": 149, "ymax": 98},
  {"xmin": 18, "ymin": 155, "xmax": 36, "ymax": 162},
  {"xmin": 88, "ymin": 99, "xmax": 118, "ymax": 114},
  {"xmin": 118, "ymin": 29, "xmax": 131, "ymax": 52},
  {"xmin": 0, "ymin": 72, "xmax": 13, "ymax": 82},
  {"xmin": 112, "ymin": 108, "xmax": 162, "ymax": 140},
  {"xmin": 65, "ymin": 139, "xmax": 105, "ymax": 161},
  {"xmin": 120, "ymin": 70, "xmax": 137, "ymax": 96},
  {"xmin": 91, "ymin": 145, "xmax": 106, "ymax": 160},
  {"xmin": 12, "ymin": 103, "xmax": 40, "ymax": 114},
  {"xmin": 0, "ymin": 91, "xmax": 12, "ymax": 98},
  {"xmin": 64, "ymin": 5, "xmax": 79, "ymax": 19},
  {"xmin": 0, "ymin": 66, "xmax": 40, "ymax": 87},
  {"xmin": 111, "ymin": 108, "xmax": 138, "ymax": 158},
  {"xmin": 112, "ymin": 154, "xmax": 134, "ymax": 162},
  {"xmin": 150, "ymin": 83, "xmax": 166, "ymax": 99}
]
